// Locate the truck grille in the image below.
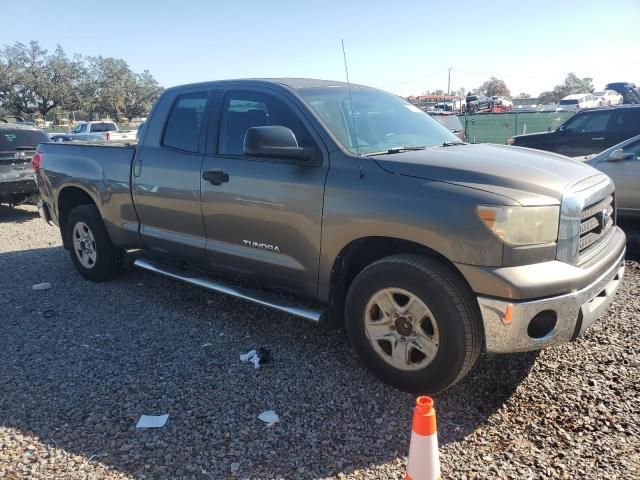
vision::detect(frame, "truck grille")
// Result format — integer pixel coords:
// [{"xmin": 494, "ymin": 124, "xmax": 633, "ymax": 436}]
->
[{"xmin": 579, "ymin": 195, "xmax": 614, "ymax": 256}]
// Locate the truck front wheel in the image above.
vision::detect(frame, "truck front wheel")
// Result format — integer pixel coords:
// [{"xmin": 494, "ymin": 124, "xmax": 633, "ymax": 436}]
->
[
  {"xmin": 345, "ymin": 254, "xmax": 482, "ymax": 394},
  {"xmin": 65, "ymin": 204, "xmax": 124, "ymax": 282}
]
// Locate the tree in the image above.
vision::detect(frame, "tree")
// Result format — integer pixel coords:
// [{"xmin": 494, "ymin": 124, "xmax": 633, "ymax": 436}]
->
[
  {"xmin": 1, "ymin": 41, "xmax": 85, "ymax": 119},
  {"xmin": 477, "ymin": 77, "xmax": 511, "ymax": 98},
  {"xmin": 84, "ymin": 56, "xmax": 131, "ymax": 118},
  {"xmin": 121, "ymin": 70, "xmax": 163, "ymax": 121},
  {"xmin": 84, "ymin": 57, "xmax": 162, "ymax": 120},
  {"xmin": 517, "ymin": 92, "xmax": 531, "ymax": 98},
  {"xmin": 539, "ymin": 73, "xmax": 595, "ymax": 104}
]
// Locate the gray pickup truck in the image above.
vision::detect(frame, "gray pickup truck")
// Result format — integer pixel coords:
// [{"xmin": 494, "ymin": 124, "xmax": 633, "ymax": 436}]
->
[{"xmin": 35, "ymin": 79, "xmax": 626, "ymax": 393}]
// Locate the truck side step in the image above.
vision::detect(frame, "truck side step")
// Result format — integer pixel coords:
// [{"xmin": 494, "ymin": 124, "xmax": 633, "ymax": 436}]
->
[{"xmin": 133, "ymin": 258, "xmax": 326, "ymax": 323}]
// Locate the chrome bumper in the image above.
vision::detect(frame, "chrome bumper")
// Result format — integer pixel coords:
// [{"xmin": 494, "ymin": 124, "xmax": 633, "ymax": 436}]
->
[{"xmin": 478, "ymin": 248, "xmax": 625, "ymax": 353}]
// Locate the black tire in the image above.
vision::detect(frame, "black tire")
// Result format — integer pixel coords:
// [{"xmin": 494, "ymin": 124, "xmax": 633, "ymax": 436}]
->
[
  {"xmin": 65, "ymin": 204, "xmax": 124, "ymax": 282},
  {"xmin": 345, "ymin": 254, "xmax": 482, "ymax": 394}
]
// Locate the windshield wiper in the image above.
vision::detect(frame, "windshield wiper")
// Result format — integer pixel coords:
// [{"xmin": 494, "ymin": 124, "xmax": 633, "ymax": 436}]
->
[
  {"xmin": 441, "ymin": 141, "xmax": 466, "ymax": 147},
  {"xmin": 367, "ymin": 146, "xmax": 427, "ymax": 156}
]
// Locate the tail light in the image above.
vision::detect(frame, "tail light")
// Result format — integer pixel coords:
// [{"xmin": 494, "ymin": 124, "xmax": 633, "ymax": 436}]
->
[
  {"xmin": 32, "ymin": 151, "xmax": 43, "ymax": 172},
  {"xmin": 105, "ymin": 132, "xmax": 110, "ymax": 140}
]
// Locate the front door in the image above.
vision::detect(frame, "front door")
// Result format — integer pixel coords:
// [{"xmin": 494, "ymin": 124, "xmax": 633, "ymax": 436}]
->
[
  {"xmin": 556, "ymin": 110, "xmax": 616, "ymax": 157},
  {"xmin": 200, "ymin": 88, "xmax": 329, "ymax": 296},
  {"xmin": 596, "ymin": 138, "xmax": 640, "ymax": 216},
  {"xmin": 133, "ymin": 90, "xmax": 210, "ymax": 260}
]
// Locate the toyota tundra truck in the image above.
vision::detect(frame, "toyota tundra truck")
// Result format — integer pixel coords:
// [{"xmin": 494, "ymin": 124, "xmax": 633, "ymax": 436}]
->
[{"xmin": 34, "ymin": 79, "xmax": 626, "ymax": 393}]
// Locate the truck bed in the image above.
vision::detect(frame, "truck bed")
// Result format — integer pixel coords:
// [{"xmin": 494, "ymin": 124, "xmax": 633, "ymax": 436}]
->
[{"xmin": 37, "ymin": 141, "xmax": 141, "ymax": 248}]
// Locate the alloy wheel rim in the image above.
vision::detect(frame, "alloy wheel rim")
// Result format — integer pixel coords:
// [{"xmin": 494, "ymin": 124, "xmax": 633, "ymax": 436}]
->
[
  {"xmin": 363, "ymin": 287, "xmax": 440, "ymax": 371},
  {"xmin": 72, "ymin": 221, "xmax": 97, "ymax": 269}
]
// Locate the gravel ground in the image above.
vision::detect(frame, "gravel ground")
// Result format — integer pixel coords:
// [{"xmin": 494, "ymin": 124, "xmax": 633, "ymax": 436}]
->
[{"xmin": 0, "ymin": 204, "xmax": 638, "ymax": 479}]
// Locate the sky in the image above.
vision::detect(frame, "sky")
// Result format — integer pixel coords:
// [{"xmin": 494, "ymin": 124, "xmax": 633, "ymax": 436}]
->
[{"xmin": 2, "ymin": 0, "xmax": 639, "ymax": 97}]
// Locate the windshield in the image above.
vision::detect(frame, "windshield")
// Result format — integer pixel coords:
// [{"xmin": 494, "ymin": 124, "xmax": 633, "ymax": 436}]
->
[
  {"xmin": 0, "ymin": 129, "xmax": 50, "ymax": 150},
  {"xmin": 73, "ymin": 123, "xmax": 87, "ymax": 133},
  {"xmin": 298, "ymin": 87, "xmax": 458, "ymax": 154},
  {"xmin": 559, "ymin": 99, "xmax": 579, "ymax": 105}
]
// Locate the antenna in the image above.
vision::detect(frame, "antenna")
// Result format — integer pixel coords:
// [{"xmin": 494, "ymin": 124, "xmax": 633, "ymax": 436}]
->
[{"xmin": 341, "ymin": 39, "xmax": 363, "ymax": 178}]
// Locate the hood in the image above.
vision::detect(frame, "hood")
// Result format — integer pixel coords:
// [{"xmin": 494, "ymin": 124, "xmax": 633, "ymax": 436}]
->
[
  {"xmin": 513, "ymin": 130, "xmax": 555, "ymax": 141},
  {"xmin": 372, "ymin": 143, "xmax": 600, "ymax": 205}
]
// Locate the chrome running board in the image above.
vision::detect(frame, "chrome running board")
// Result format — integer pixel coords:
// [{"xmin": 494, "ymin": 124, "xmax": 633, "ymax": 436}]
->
[{"xmin": 134, "ymin": 258, "xmax": 326, "ymax": 323}]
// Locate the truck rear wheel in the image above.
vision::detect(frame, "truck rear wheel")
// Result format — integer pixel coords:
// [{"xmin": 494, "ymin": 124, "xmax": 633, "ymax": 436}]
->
[
  {"xmin": 345, "ymin": 254, "xmax": 482, "ymax": 394},
  {"xmin": 65, "ymin": 204, "xmax": 124, "ymax": 282}
]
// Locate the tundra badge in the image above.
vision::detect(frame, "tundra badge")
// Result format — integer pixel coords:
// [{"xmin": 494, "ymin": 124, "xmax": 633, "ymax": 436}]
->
[{"xmin": 242, "ymin": 240, "xmax": 281, "ymax": 252}]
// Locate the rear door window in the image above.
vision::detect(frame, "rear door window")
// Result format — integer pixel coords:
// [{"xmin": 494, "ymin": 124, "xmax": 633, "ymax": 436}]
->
[
  {"xmin": 610, "ymin": 109, "xmax": 640, "ymax": 133},
  {"xmin": 163, "ymin": 92, "xmax": 208, "ymax": 152}
]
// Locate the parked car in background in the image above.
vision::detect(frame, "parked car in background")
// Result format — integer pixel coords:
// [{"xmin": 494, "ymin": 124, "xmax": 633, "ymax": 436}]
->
[
  {"xmin": 508, "ymin": 105, "xmax": 640, "ymax": 156},
  {"xmin": 593, "ymin": 90, "xmax": 623, "ymax": 106},
  {"xmin": 465, "ymin": 94, "xmax": 493, "ymax": 112},
  {"xmin": 586, "ymin": 134, "xmax": 640, "ymax": 217},
  {"xmin": 70, "ymin": 121, "xmax": 137, "ymax": 141},
  {"xmin": 605, "ymin": 82, "xmax": 640, "ymax": 104},
  {"xmin": 429, "ymin": 112, "xmax": 464, "ymax": 140},
  {"xmin": 0, "ymin": 123, "xmax": 50, "ymax": 205},
  {"xmin": 556, "ymin": 93, "xmax": 597, "ymax": 111},
  {"xmin": 36, "ymin": 78, "xmax": 625, "ymax": 394}
]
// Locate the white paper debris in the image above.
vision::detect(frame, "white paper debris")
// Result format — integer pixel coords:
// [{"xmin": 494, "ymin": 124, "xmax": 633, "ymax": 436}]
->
[
  {"xmin": 240, "ymin": 349, "xmax": 261, "ymax": 369},
  {"xmin": 32, "ymin": 282, "xmax": 51, "ymax": 291},
  {"xmin": 201, "ymin": 343, "xmax": 212, "ymax": 348},
  {"xmin": 258, "ymin": 410, "xmax": 279, "ymax": 426},
  {"xmin": 136, "ymin": 414, "xmax": 169, "ymax": 428}
]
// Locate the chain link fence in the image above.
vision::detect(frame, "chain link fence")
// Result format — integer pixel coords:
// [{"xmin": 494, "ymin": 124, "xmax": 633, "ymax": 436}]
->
[{"xmin": 460, "ymin": 111, "xmax": 574, "ymax": 144}]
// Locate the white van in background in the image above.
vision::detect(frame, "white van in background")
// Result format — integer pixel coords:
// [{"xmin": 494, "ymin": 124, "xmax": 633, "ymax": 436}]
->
[{"xmin": 556, "ymin": 93, "xmax": 597, "ymax": 111}]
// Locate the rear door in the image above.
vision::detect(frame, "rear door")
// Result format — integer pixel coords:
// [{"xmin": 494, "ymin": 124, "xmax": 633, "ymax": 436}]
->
[
  {"xmin": 200, "ymin": 86, "xmax": 329, "ymax": 296},
  {"xmin": 132, "ymin": 89, "xmax": 211, "ymax": 260},
  {"xmin": 556, "ymin": 110, "xmax": 616, "ymax": 156},
  {"xmin": 608, "ymin": 108, "xmax": 640, "ymax": 147}
]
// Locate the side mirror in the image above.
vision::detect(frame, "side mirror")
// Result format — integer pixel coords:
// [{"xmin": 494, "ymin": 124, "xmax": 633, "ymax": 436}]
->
[
  {"xmin": 243, "ymin": 126, "xmax": 314, "ymax": 160},
  {"xmin": 607, "ymin": 149, "xmax": 633, "ymax": 162},
  {"xmin": 558, "ymin": 125, "xmax": 566, "ymax": 133}
]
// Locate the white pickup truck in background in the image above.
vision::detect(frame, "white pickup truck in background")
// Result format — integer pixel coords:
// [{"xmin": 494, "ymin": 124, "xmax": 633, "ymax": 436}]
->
[{"xmin": 69, "ymin": 121, "xmax": 137, "ymax": 141}]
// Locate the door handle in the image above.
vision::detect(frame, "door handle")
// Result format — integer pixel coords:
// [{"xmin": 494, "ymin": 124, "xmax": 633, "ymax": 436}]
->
[
  {"xmin": 133, "ymin": 159, "xmax": 142, "ymax": 177},
  {"xmin": 202, "ymin": 169, "xmax": 229, "ymax": 185},
  {"xmin": 592, "ymin": 137, "xmax": 605, "ymax": 141}
]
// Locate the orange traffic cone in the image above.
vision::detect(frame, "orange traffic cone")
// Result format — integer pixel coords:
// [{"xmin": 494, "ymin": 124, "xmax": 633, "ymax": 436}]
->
[{"xmin": 406, "ymin": 396, "xmax": 441, "ymax": 480}]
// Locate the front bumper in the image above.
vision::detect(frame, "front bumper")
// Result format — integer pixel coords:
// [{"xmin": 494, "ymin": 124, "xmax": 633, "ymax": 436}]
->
[{"xmin": 478, "ymin": 248, "xmax": 625, "ymax": 353}]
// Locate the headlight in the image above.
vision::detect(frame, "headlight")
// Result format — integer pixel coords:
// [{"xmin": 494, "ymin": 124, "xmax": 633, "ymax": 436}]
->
[
  {"xmin": 506, "ymin": 137, "xmax": 515, "ymax": 145},
  {"xmin": 477, "ymin": 205, "xmax": 559, "ymax": 246}
]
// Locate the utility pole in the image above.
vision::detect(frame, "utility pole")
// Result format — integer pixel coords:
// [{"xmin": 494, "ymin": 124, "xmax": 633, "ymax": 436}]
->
[{"xmin": 447, "ymin": 67, "xmax": 452, "ymax": 96}]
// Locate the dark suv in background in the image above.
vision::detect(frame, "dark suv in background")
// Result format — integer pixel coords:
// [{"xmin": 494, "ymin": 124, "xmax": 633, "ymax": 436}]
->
[
  {"xmin": 508, "ymin": 105, "xmax": 640, "ymax": 157},
  {"xmin": 0, "ymin": 121, "xmax": 50, "ymax": 205},
  {"xmin": 465, "ymin": 94, "xmax": 493, "ymax": 112}
]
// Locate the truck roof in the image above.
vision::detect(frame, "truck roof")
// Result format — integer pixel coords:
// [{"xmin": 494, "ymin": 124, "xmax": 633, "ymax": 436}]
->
[{"xmin": 164, "ymin": 77, "xmax": 374, "ymax": 92}]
